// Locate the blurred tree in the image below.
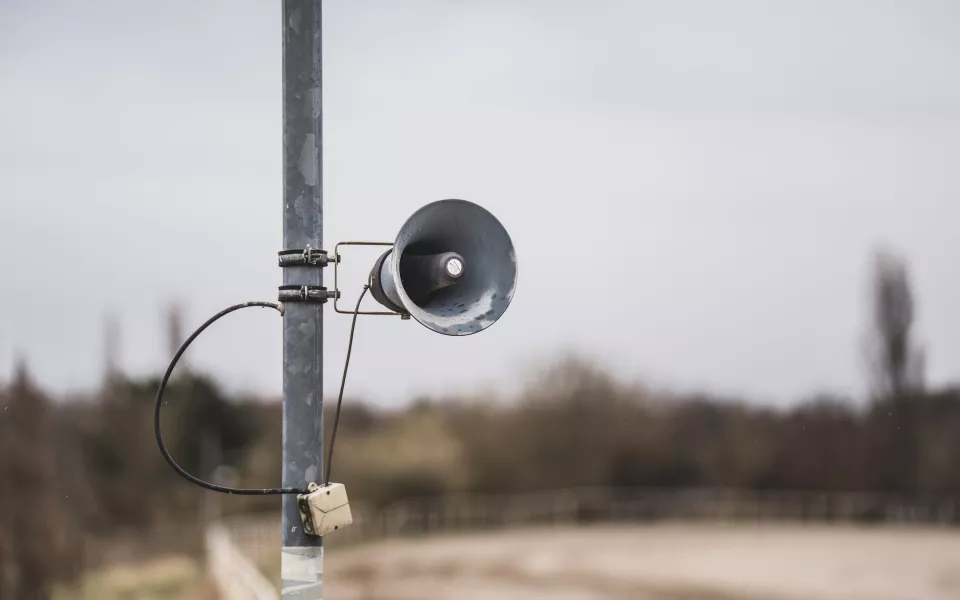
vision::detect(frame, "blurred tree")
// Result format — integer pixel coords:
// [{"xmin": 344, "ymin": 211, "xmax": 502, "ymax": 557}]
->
[
  {"xmin": 762, "ymin": 396, "xmax": 867, "ymax": 491},
  {"xmin": 866, "ymin": 249, "xmax": 925, "ymax": 400},
  {"xmin": 154, "ymin": 374, "xmax": 256, "ymax": 478},
  {"xmin": 76, "ymin": 372, "xmax": 258, "ymax": 531},
  {"xmin": 0, "ymin": 361, "xmax": 75, "ymax": 600},
  {"xmin": 863, "ymin": 249, "xmax": 925, "ymax": 493},
  {"xmin": 914, "ymin": 388, "xmax": 960, "ymax": 493},
  {"xmin": 512, "ymin": 357, "xmax": 634, "ymax": 491}
]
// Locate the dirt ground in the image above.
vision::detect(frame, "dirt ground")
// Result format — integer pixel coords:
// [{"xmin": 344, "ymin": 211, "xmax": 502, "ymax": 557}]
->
[{"xmin": 323, "ymin": 524, "xmax": 960, "ymax": 600}]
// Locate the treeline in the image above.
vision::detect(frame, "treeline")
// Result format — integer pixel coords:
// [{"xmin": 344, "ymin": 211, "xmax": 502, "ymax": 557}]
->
[
  {"xmin": 335, "ymin": 362, "xmax": 960, "ymax": 500},
  {"xmin": 1, "ymin": 250, "xmax": 957, "ymax": 598},
  {"xmin": 0, "ymin": 367, "xmax": 269, "ymax": 598}
]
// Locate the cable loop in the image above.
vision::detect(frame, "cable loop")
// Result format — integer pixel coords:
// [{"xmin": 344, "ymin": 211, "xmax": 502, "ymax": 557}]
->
[
  {"xmin": 155, "ymin": 289, "xmax": 369, "ymax": 495},
  {"xmin": 154, "ymin": 301, "xmax": 307, "ymax": 495}
]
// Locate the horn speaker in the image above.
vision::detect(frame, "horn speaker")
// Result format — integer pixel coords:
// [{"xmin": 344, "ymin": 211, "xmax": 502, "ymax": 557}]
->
[{"xmin": 368, "ymin": 199, "xmax": 517, "ymax": 336}]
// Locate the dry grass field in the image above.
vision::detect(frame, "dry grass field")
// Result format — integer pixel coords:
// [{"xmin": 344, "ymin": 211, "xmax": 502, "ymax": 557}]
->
[
  {"xmin": 53, "ymin": 555, "xmax": 215, "ymax": 600},
  {"xmin": 320, "ymin": 524, "xmax": 960, "ymax": 600}
]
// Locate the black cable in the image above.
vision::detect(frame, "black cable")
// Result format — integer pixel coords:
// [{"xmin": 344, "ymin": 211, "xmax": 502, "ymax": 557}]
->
[
  {"xmin": 325, "ymin": 284, "xmax": 369, "ymax": 486},
  {"xmin": 154, "ymin": 300, "xmax": 308, "ymax": 495}
]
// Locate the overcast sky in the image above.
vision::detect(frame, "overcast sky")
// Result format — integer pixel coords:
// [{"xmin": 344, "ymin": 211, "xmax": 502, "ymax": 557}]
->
[{"xmin": 1, "ymin": 0, "xmax": 957, "ymax": 406}]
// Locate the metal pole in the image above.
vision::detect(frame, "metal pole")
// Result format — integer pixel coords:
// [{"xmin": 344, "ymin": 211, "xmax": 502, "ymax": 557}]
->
[{"xmin": 281, "ymin": 0, "xmax": 324, "ymax": 598}]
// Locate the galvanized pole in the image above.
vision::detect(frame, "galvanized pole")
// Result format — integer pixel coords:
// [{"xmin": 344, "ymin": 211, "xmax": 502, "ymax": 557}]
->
[{"xmin": 281, "ymin": 0, "xmax": 324, "ymax": 598}]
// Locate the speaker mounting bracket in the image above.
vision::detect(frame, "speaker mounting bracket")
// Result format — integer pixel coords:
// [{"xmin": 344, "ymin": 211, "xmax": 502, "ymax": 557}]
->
[
  {"xmin": 278, "ymin": 247, "xmax": 333, "ymax": 267},
  {"xmin": 278, "ymin": 285, "xmax": 337, "ymax": 304},
  {"xmin": 332, "ymin": 241, "xmax": 407, "ymax": 317}
]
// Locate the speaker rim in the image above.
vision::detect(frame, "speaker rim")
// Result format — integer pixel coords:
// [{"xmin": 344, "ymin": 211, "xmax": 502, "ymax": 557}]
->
[{"xmin": 389, "ymin": 198, "xmax": 518, "ymax": 337}]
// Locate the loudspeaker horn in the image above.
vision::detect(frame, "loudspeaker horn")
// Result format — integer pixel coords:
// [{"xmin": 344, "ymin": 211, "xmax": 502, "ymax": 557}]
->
[{"xmin": 368, "ymin": 199, "xmax": 517, "ymax": 336}]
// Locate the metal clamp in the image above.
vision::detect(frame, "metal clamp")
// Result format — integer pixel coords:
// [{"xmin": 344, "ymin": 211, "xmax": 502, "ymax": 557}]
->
[
  {"xmin": 278, "ymin": 285, "xmax": 338, "ymax": 304},
  {"xmin": 333, "ymin": 241, "xmax": 404, "ymax": 316},
  {"xmin": 278, "ymin": 248, "xmax": 334, "ymax": 267}
]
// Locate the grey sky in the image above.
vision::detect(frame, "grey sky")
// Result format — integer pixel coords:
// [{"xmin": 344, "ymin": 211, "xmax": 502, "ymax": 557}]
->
[{"xmin": 1, "ymin": 0, "xmax": 957, "ymax": 406}]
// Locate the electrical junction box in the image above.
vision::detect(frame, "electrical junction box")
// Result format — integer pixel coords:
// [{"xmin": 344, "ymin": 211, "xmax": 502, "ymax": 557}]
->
[{"xmin": 298, "ymin": 482, "xmax": 353, "ymax": 536}]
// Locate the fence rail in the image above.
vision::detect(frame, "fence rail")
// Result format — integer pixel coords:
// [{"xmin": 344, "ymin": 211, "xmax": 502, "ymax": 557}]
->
[{"xmin": 206, "ymin": 523, "xmax": 277, "ymax": 600}]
